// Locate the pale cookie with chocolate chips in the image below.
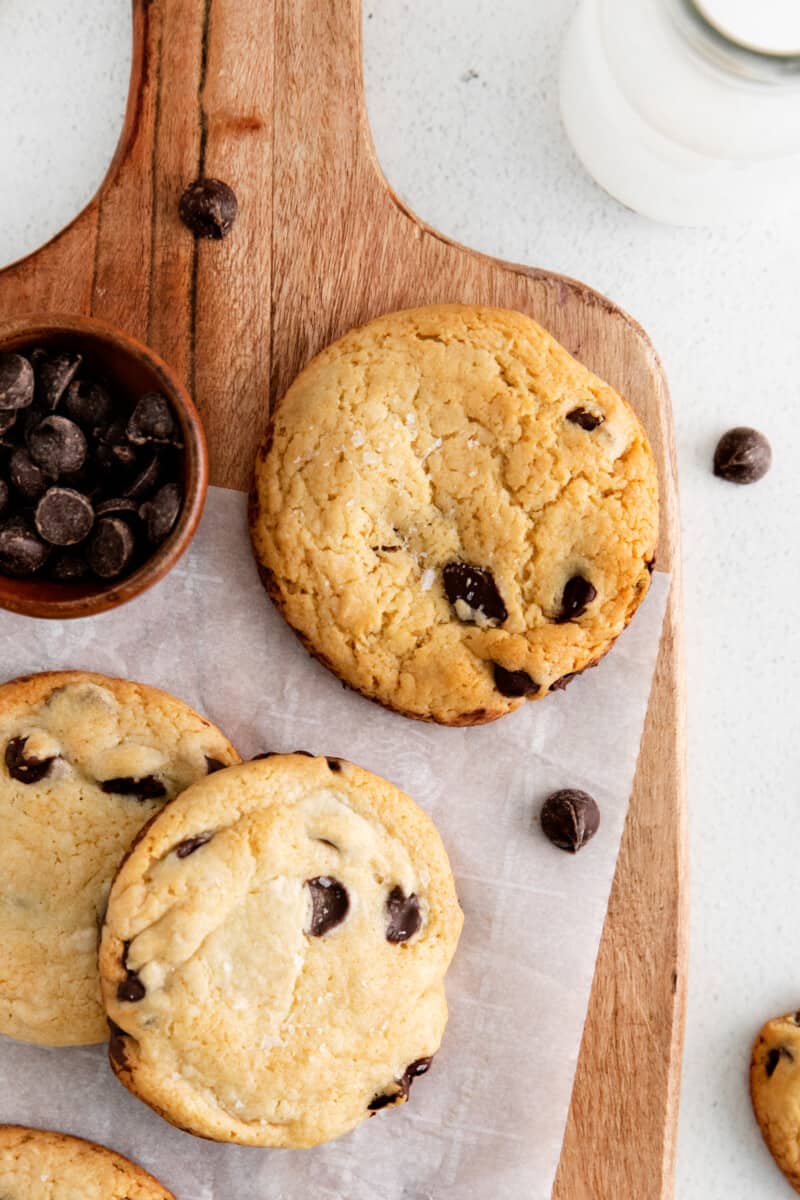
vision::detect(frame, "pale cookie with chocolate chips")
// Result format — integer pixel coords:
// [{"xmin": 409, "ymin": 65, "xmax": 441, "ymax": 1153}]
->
[
  {"xmin": 0, "ymin": 1125, "xmax": 174, "ymax": 1199},
  {"xmin": 99, "ymin": 753, "xmax": 463, "ymax": 1148},
  {"xmin": 250, "ymin": 304, "xmax": 659, "ymax": 724},
  {"xmin": 751, "ymin": 1011, "xmax": 800, "ymax": 1192},
  {"xmin": 0, "ymin": 671, "xmax": 239, "ymax": 1046}
]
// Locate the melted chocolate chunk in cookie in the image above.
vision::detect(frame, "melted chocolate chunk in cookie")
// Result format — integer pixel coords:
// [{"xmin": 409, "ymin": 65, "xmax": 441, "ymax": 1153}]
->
[
  {"xmin": 492, "ymin": 664, "xmax": 540, "ymax": 698},
  {"xmin": 5, "ymin": 735, "xmax": 57, "ymax": 784},
  {"xmin": 100, "ymin": 775, "xmax": 167, "ymax": 801},
  {"xmin": 385, "ymin": 885, "xmax": 421, "ymax": 943},
  {"xmin": 306, "ymin": 876, "xmax": 349, "ymax": 936},
  {"xmin": 555, "ymin": 575, "xmax": 597, "ymax": 623},
  {"xmin": 442, "ymin": 562, "xmax": 507, "ymax": 625},
  {"xmin": 175, "ymin": 832, "xmax": 214, "ymax": 859},
  {"xmin": 566, "ymin": 406, "xmax": 604, "ymax": 430}
]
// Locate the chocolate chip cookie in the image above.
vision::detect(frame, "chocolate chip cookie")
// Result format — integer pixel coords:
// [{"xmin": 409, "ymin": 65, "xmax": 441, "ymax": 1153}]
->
[
  {"xmin": 99, "ymin": 753, "xmax": 463, "ymax": 1148},
  {"xmin": 751, "ymin": 1011, "xmax": 800, "ymax": 1192},
  {"xmin": 0, "ymin": 1126, "xmax": 174, "ymax": 1199},
  {"xmin": 0, "ymin": 671, "xmax": 239, "ymax": 1045},
  {"xmin": 250, "ymin": 304, "xmax": 659, "ymax": 724}
]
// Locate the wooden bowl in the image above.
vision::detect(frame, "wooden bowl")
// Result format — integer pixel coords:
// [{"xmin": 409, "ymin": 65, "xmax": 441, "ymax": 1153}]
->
[{"xmin": 0, "ymin": 315, "xmax": 208, "ymax": 619}]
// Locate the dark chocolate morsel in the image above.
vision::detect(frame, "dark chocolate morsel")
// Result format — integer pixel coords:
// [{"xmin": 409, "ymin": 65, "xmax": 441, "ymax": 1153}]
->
[
  {"xmin": 713, "ymin": 426, "xmax": 771, "ymax": 484},
  {"xmin": 86, "ymin": 516, "xmax": 136, "ymax": 579},
  {"xmin": 140, "ymin": 482, "xmax": 182, "ymax": 544},
  {"xmin": 101, "ymin": 775, "xmax": 167, "ymax": 800},
  {"xmin": 63, "ymin": 378, "xmax": 112, "ymax": 428},
  {"xmin": 0, "ymin": 479, "xmax": 8, "ymax": 518},
  {"xmin": 123, "ymin": 453, "xmax": 162, "ymax": 500},
  {"xmin": 492, "ymin": 664, "xmax": 540, "ymax": 698},
  {"xmin": 117, "ymin": 974, "xmax": 146, "ymax": 1003},
  {"xmin": 0, "ymin": 353, "xmax": 34, "ymax": 410},
  {"xmin": 540, "ymin": 789, "xmax": 600, "ymax": 853},
  {"xmin": 36, "ymin": 352, "xmax": 82, "ymax": 410},
  {"xmin": 5, "ymin": 735, "xmax": 56, "ymax": 784},
  {"xmin": 442, "ymin": 561, "xmax": 507, "ymax": 624},
  {"xmin": 95, "ymin": 497, "xmax": 140, "ymax": 519},
  {"xmin": 94, "ymin": 421, "xmax": 137, "ymax": 474},
  {"xmin": 9, "ymin": 448, "xmax": 49, "ymax": 499},
  {"xmin": 385, "ymin": 885, "xmax": 421, "ymax": 943},
  {"xmin": 51, "ymin": 550, "xmax": 90, "ymax": 581},
  {"xmin": 175, "ymin": 832, "xmax": 214, "ymax": 858},
  {"xmin": 205, "ymin": 756, "xmax": 226, "ymax": 774},
  {"xmin": 566, "ymin": 406, "xmax": 604, "ymax": 430},
  {"xmin": 306, "ymin": 876, "xmax": 350, "ymax": 936},
  {"xmin": 555, "ymin": 575, "xmax": 597, "ymax": 624},
  {"xmin": 327, "ymin": 758, "xmax": 342, "ymax": 772},
  {"xmin": 0, "ymin": 517, "xmax": 49, "ymax": 576},
  {"xmin": 127, "ymin": 393, "xmax": 180, "ymax": 447},
  {"xmin": 400, "ymin": 1056, "xmax": 433, "ymax": 1095},
  {"xmin": 367, "ymin": 1091, "xmax": 401, "ymax": 1111},
  {"xmin": 35, "ymin": 487, "xmax": 95, "ymax": 546},
  {"xmin": 550, "ymin": 672, "xmax": 577, "ymax": 692},
  {"xmin": 179, "ymin": 177, "xmax": 239, "ymax": 239},
  {"xmin": 765, "ymin": 1046, "xmax": 793, "ymax": 1077},
  {"xmin": 28, "ymin": 415, "xmax": 87, "ymax": 476}
]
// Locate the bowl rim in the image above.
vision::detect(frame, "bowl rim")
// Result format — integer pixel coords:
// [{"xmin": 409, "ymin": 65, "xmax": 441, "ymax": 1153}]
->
[{"xmin": 0, "ymin": 313, "xmax": 208, "ymax": 619}]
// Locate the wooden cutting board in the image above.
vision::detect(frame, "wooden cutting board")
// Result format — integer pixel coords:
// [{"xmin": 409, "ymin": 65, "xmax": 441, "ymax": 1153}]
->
[{"xmin": 0, "ymin": 1, "xmax": 687, "ymax": 1194}]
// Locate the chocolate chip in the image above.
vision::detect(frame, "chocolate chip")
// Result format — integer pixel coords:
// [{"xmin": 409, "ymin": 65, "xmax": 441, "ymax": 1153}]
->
[
  {"xmin": 100, "ymin": 775, "xmax": 167, "ymax": 800},
  {"xmin": 86, "ymin": 517, "xmax": 136, "ymax": 579},
  {"xmin": 127, "ymin": 393, "xmax": 180, "ymax": 447},
  {"xmin": 5, "ymin": 735, "xmax": 56, "ymax": 784},
  {"xmin": 36, "ymin": 353, "xmax": 82, "ymax": 410},
  {"xmin": 35, "ymin": 487, "xmax": 94, "ymax": 546},
  {"xmin": 492, "ymin": 664, "xmax": 540, "ymax": 697},
  {"xmin": 555, "ymin": 575, "xmax": 597, "ymax": 623},
  {"xmin": 205, "ymin": 756, "xmax": 226, "ymax": 774},
  {"xmin": 179, "ymin": 178, "xmax": 239, "ymax": 239},
  {"xmin": 175, "ymin": 832, "xmax": 214, "ymax": 858},
  {"xmin": 368, "ymin": 1057, "xmax": 433, "ymax": 1113},
  {"xmin": 0, "ymin": 517, "xmax": 49, "ymax": 575},
  {"xmin": 713, "ymin": 427, "xmax": 771, "ymax": 484},
  {"xmin": 367, "ymin": 1091, "xmax": 401, "ymax": 1111},
  {"xmin": 550, "ymin": 672, "xmax": 577, "ymax": 692},
  {"xmin": 540, "ymin": 789, "xmax": 600, "ymax": 853},
  {"xmin": 442, "ymin": 561, "xmax": 507, "ymax": 625},
  {"xmin": 28, "ymin": 415, "xmax": 87, "ymax": 476},
  {"xmin": 94, "ymin": 422, "xmax": 138, "ymax": 474},
  {"xmin": 108, "ymin": 1019, "xmax": 129, "ymax": 1068},
  {"xmin": 0, "ymin": 354, "xmax": 34, "ymax": 410},
  {"xmin": 63, "ymin": 378, "xmax": 112, "ymax": 428},
  {"xmin": 117, "ymin": 974, "xmax": 146, "ymax": 1003},
  {"xmin": 95, "ymin": 497, "xmax": 140, "ymax": 519},
  {"xmin": 306, "ymin": 877, "xmax": 349, "ymax": 936},
  {"xmin": 123, "ymin": 453, "xmax": 162, "ymax": 500},
  {"xmin": 765, "ymin": 1046, "xmax": 793, "ymax": 1077},
  {"xmin": 9, "ymin": 448, "xmax": 49, "ymax": 498},
  {"xmin": 327, "ymin": 758, "xmax": 342, "ymax": 772},
  {"xmin": 385, "ymin": 885, "xmax": 421, "ymax": 943},
  {"xmin": 140, "ymin": 482, "xmax": 182, "ymax": 544},
  {"xmin": 566, "ymin": 406, "xmax": 604, "ymax": 430},
  {"xmin": 51, "ymin": 550, "xmax": 90, "ymax": 581}
]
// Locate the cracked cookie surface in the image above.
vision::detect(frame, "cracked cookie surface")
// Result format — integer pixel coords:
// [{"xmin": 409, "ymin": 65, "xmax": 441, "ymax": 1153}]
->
[
  {"xmin": 0, "ymin": 671, "xmax": 239, "ymax": 1046},
  {"xmin": 99, "ymin": 754, "xmax": 463, "ymax": 1148},
  {"xmin": 250, "ymin": 304, "xmax": 659, "ymax": 724},
  {"xmin": 751, "ymin": 1012, "xmax": 800, "ymax": 1192},
  {"xmin": 0, "ymin": 1126, "xmax": 174, "ymax": 1199}
]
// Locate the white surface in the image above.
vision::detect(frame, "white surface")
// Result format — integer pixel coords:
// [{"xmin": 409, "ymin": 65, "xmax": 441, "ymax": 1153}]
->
[
  {"xmin": 0, "ymin": 488, "xmax": 668, "ymax": 1200},
  {"xmin": 0, "ymin": 1, "xmax": 798, "ymax": 1196},
  {"xmin": 695, "ymin": 0, "xmax": 800, "ymax": 54}
]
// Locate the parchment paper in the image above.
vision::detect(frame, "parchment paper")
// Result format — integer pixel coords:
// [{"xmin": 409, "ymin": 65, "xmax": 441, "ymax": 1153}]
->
[{"xmin": 0, "ymin": 486, "xmax": 669, "ymax": 1200}]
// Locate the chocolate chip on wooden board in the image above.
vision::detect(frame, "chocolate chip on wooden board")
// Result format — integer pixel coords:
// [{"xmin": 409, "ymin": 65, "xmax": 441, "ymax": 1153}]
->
[
  {"xmin": 179, "ymin": 177, "xmax": 239, "ymax": 239},
  {"xmin": 540, "ymin": 789, "xmax": 600, "ymax": 853},
  {"xmin": 713, "ymin": 427, "xmax": 771, "ymax": 484}
]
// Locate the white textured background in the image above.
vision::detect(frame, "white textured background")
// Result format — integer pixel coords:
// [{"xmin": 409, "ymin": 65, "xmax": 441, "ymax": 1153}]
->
[{"xmin": 1, "ymin": 1, "xmax": 799, "ymax": 1196}]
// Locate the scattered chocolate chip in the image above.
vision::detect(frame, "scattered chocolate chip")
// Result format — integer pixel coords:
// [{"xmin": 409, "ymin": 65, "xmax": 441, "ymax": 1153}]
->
[
  {"xmin": 175, "ymin": 832, "xmax": 214, "ymax": 858},
  {"xmin": 36, "ymin": 353, "xmax": 82, "ymax": 410},
  {"xmin": 5, "ymin": 735, "xmax": 56, "ymax": 784},
  {"xmin": 368, "ymin": 1090, "xmax": 401, "ymax": 1111},
  {"xmin": 127, "ymin": 393, "xmax": 180, "ymax": 446},
  {"xmin": 205, "ymin": 756, "xmax": 226, "ymax": 774},
  {"xmin": 540, "ymin": 789, "xmax": 600, "ymax": 853},
  {"xmin": 117, "ymin": 973, "xmax": 146, "ymax": 1003},
  {"xmin": 179, "ymin": 177, "xmax": 239, "ymax": 239},
  {"xmin": 63, "ymin": 378, "xmax": 112, "ymax": 428},
  {"xmin": 86, "ymin": 517, "xmax": 136, "ymax": 579},
  {"xmin": 123, "ymin": 453, "xmax": 162, "ymax": 500},
  {"xmin": 95, "ymin": 497, "xmax": 140, "ymax": 519},
  {"xmin": 28, "ymin": 415, "xmax": 87, "ymax": 476},
  {"xmin": 566, "ymin": 406, "xmax": 604, "ymax": 430},
  {"xmin": 100, "ymin": 775, "xmax": 167, "ymax": 800},
  {"xmin": 140, "ymin": 481, "xmax": 182, "ymax": 544},
  {"xmin": 442, "ymin": 562, "xmax": 507, "ymax": 625},
  {"xmin": 713, "ymin": 427, "xmax": 771, "ymax": 484},
  {"xmin": 51, "ymin": 550, "xmax": 90, "ymax": 581},
  {"xmin": 385, "ymin": 885, "xmax": 421, "ymax": 943},
  {"xmin": 0, "ymin": 354, "xmax": 34, "ymax": 410},
  {"xmin": 555, "ymin": 575, "xmax": 597, "ymax": 624},
  {"xmin": 327, "ymin": 758, "xmax": 342, "ymax": 772},
  {"xmin": 9, "ymin": 448, "xmax": 49, "ymax": 499},
  {"xmin": 35, "ymin": 487, "xmax": 94, "ymax": 546},
  {"xmin": 765, "ymin": 1046, "xmax": 793, "ymax": 1077},
  {"xmin": 0, "ymin": 517, "xmax": 49, "ymax": 575},
  {"xmin": 306, "ymin": 876, "xmax": 350, "ymax": 936},
  {"xmin": 492, "ymin": 664, "xmax": 540, "ymax": 697}
]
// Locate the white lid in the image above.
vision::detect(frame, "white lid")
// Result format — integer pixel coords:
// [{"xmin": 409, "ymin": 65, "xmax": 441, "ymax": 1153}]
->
[{"xmin": 694, "ymin": 0, "xmax": 800, "ymax": 56}]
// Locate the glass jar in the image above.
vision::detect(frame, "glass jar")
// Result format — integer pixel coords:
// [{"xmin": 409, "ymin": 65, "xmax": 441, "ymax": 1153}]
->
[{"xmin": 559, "ymin": 0, "xmax": 800, "ymax": 225}]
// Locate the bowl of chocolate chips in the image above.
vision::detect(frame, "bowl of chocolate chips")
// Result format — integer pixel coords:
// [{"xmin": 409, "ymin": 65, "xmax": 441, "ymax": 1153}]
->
[{"xmin": 0, "ymin": 315, "xmax": 207, "ymax": 617}]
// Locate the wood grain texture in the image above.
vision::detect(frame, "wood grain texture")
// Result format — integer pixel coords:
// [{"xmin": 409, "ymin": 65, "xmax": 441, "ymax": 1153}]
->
[{"xmin": 0, "ymin": 2, "xmax": 687, "ymax": 1195}]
